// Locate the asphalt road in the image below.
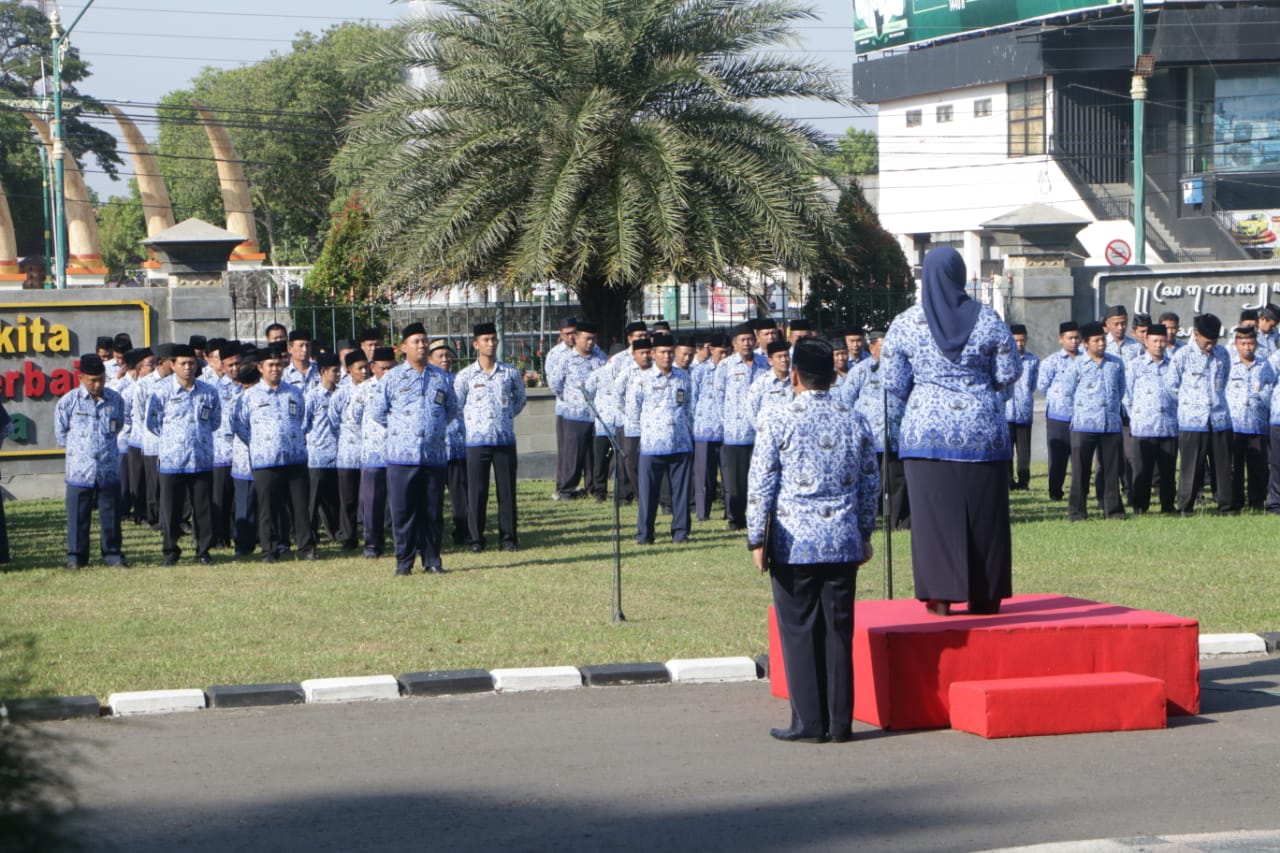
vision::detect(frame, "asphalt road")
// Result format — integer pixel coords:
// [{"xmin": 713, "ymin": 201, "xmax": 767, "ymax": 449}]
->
[{"xmin": 51, "ymin": 656, "xmax": 1280, "ymax": 852}]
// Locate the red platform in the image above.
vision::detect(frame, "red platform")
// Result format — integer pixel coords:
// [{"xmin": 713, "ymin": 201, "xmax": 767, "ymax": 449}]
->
[
  {"xmin": 948, "ymin": 672, "xmax": 1168, "ymax": 738},
  {"xmin": 767, "ymin": 594, "xmax": 1199, "ymax": 730}
]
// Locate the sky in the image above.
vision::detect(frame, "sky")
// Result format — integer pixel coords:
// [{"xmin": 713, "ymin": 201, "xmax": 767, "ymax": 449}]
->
[{"xmin": 57, "ymin": 0, "xmax": 873, "ymax": 199}]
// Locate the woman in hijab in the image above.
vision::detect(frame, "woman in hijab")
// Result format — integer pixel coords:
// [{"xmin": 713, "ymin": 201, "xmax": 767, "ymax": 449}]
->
[{"xmin": 881, "ymin": 247, "xmax": 1022, "ymax": 615}]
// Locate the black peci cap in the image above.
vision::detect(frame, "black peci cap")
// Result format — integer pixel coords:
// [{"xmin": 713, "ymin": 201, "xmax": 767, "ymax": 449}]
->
[
  {"xmin": 344, "ymin": 350, "xmax": 367, "ymax": 367},
  {"xmin": 316, "ymin": 353, "xmax": 341, "ymax": 370},
  {"xmin": 1194, "ymin": 314, "xmax": 1222, "ymax": 340},
  {"xmin": 1079, "ymin": 321, "xmax": 1106, "ymax": 340},
  {"xmin": 1059, "ymin": 321, "xmax": 1079, "ymax": 334},
  {"xmin": 95, "ymin": 336, "xmax": 114, "ymax": 351},
  {"xmin": 766, "ymin": 339, "xmax": 789, "ymax": 356},
  {"xmin": 651, "ymin": 333, "xmax": 675, "ymax": 348},
  {"xmin": 792, "ymin": 337, "xmax": 833, "ymax": 375},
  {"xmin": 1009, "ymin": 324, "xmax": 1028, "ymax": 336},
  {"xmin": 79, "ymin": 354, "xmax": 106, "ymax": 376},
  {"xmin": 473, "ymin": 322, "xmax": 497, "ymax": 337},
  {"xmin": 371, "ymin": 346, "xmax": 397, "ymax": 362},
  {"xmin": 401, "ymin": 322, "xmax": 426, "ymax": 341}
]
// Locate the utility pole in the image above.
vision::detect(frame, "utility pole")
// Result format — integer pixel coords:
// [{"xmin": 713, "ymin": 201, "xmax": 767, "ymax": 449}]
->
[
  {"xmin": 1131, "ymin": 0, "xmax": 1154, "ymax": 265},
  {"xmin": 49, "ymin": 0, "xmax": 98, "ymax": 289}
]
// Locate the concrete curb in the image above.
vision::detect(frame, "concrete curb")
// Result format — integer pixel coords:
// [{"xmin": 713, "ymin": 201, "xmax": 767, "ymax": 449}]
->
[{"xmin": 4, "ymin": 635, "xmax": 1274, "ymax": 722}]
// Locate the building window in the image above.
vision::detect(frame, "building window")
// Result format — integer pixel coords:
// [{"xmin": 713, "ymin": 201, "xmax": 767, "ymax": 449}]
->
[
  {"xmin": 1008, "ymin": 78, "xmax": 1046, "ymax": 156},
  {"xmin": 974, "ymin": 98, "xmax": 992, "ymax": 118},
  {"xmin": 936, "ymin": 104, "xmax": 953, "ymax": 123},
  {"xmin": 906, "ymin": 109, "xmax": 922, "ymax": 127}
]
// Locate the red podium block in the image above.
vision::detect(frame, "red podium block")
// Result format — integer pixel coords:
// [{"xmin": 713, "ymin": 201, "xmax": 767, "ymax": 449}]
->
[
  {"xmin": 767, "ymin": 594, "xmax": 1199, "ymax": 730},
  {"xmin": 948, "ymin": 672, "xmax": 1167, "ymax": 738}
]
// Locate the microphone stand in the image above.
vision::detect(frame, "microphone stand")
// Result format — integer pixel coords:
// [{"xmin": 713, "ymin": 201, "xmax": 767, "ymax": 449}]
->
[{"xmin": 880, "ymin": 367, "xmax": 894, "ymax": 600}]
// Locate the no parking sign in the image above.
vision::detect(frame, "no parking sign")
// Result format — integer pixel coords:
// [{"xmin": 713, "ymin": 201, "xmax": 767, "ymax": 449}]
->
[{"xmin": 1105, "ymin": 239, "xmax": 1132, "ymax": 266}]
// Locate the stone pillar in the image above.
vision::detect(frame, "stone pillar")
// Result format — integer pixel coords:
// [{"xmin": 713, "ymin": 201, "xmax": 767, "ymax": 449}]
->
[{"xmin": 1005, "ymin": 253, "xmax": 1078, "ymax": 362}]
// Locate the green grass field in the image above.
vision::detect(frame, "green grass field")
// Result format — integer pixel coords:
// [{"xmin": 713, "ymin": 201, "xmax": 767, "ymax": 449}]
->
[{"xmin": 1, "ymin": 475, "xmax": 1277, "ymax": 700}]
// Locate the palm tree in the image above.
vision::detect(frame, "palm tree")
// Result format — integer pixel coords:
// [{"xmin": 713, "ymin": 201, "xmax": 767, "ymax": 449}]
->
[{"xmin": 337, "ymin": 0, "xmax": 844, "ymax": 343}]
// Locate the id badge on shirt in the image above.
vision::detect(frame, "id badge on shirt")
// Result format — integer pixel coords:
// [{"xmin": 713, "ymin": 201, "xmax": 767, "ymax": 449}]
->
[
  {"xmin": 199, "ymin": 405, "xmax": 212, "ymax": 423},
  {"xmin": 434, "ymin": 390, "xmax": 445, "ymax": 406},
  {"xmin": 288, "ymin": 399, "xmax": 299, "ymax": 418},
  {"xmin": 675, "ymin": 389, "xmax": 685, "ymax": 406}
]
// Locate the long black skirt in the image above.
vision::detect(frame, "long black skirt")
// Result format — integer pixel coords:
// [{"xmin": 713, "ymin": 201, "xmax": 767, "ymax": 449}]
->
[{"xmin": 903, "ymin": 458, "xmax": 1012, "ymax": 603}]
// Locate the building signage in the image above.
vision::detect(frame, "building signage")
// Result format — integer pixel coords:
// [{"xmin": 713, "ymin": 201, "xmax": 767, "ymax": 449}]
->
[
  {"xmin": 1100, "ymin": 269, "xmax": 1280, "ymax": 339},
  {"xmin": 853, "ymin": 0, "xmax": 1119, "ymax": 55},
  {"xmin": 0, "ymin": 301, "xmax": 152, "ymax": 458}
]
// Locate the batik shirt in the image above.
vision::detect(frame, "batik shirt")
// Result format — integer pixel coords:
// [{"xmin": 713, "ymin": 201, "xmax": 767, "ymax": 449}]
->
[
  {"xmin": 359, "ymin": 377, "xmax": 386, "ymax": 469},
  {"xmin": 55, "ymin": 386, "xmax": 125, "ymax": 488},
  {"xmin": 626, "ymin": 366, "xmax": 694, "ymax": 455},
  {"xmin": 454, "ymin": 361, "xmax": 527, "ymax": 447},
  {"xmin": 549, "ymin": 349, "xmax": 607, "ymax": 423},
  {"xmin": 1165, "ymin": 343, "xmax": 1232, "ymax": 432},
  {"xmin": 107, "ymin": 373, "xmax": 133, "ymax": 455},
  {"xmin": 1037, "ymin": 350, "xmax": 1079, "ymax": 423},
  {"xmin": 283, "ymin": 361, "xmax": 320, "ymax": 390},
  {"xmin": 200, "ymin": 364, "xmax": 219, "ymax": 385},
  {"xmin": 1124, "ymin": 354, "xmax": 1176, "ymax": 438},
  {"xmin": 746, "ymin": 390, "xmax": 879, "ymax": 566},
  {"xmin": 1257, "ymin": 328, "xmax": 1278, "ymax": 361},
  {"xmin": 231, "ymin": 385, "xmax": 255, "ymax": 482},
  {"xmin": 104, "ymin": 359, "xmax": 122, "ymax": 382},
  {"xmin": 1225, "ymin": 354, "xmax": 1274, "ymax": 436},
  {"xmin": 136, "ymin": 372, "xmax": 163, "ymax": 457},
  {"xmin": 213, "ymin": 375, "xmax": 239, "ymax": 468},
  {"xmin": 690, "ymin": 359, "xmax": 723, "ymax": 443},
  {"xmin": 124, "ymin": 377, "xmax": 149, "ymax": 450},
  {"xmin": 230, "ymin": 381, "xmax": 310, "ymax": 470},
  {"xmin": 146, "ymin": 375, "xmax": 221, "ymax": 474},
  {"xmin": 1004, "ymin": 351, "xmax": 1039, "ymax": 425},
  {"xmin": 881, "ymin": 304, "xmax": 1021, "ymax": 462},
  {"xmin": 620, "ymin": 362, "xmax": 648, "ymax": 439},
  {"xmin": 714, "ymin": 352, "xmax": 769, "ymax": 446},
  {"xmin": 1060, "ymin": 354, "xmax": 1125, "ymax": 434},
  {"xmin": 849, "ymin": 358, "xmax": 905, "ymax": 454},
  {"xmin": 304, "ymin": 384, "xmax": 340, "ymax": 468},
  {"xmin": 543, "ymin": 341, "xmax": 571, "ymax": 391},
  {"xmin": 582, "ymin": 364, "xmax": 617, "ymax": 436},
  {"xmin": 369, "ymin": 362, "xmax": 459, "ymax": 468},
  {"xmin": 1107, "ymin": 335, "xmax": 1143, "ymax": 362},
  {"xmin": 329, "ymin": 382, "xmax": 364, "ymax": 469},
  {"xmin": 747, "ymin": 370, "xmax": 794, "ymax": 429}
]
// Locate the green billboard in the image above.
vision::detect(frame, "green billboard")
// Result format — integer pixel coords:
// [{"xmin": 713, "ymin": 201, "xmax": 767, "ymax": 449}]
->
[{"xmin": 853, "ymin": 0, "xmax": 1119, "ymax": 55}]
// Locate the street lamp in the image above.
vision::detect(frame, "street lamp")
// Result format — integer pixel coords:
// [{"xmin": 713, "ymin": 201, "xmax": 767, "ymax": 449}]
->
[{"xmin": 49, "ymin": 1, "xmax": 97, "ymax": 289}]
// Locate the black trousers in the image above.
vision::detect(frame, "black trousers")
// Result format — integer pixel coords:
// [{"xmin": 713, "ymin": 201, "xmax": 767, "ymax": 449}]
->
[
  {"xmin": 1177, "ymin": 429, "xmax": 1232, "ymax": 514},
  {"xmin": 467, "ymin": 445, "xmax": 518, "ymax": 548},
  {"xmin": 1230, "ymin": 432, "xmax": 1269, "ymax": 512},
  {"xmin": 446, "ymin": 458, "xmax": 469, "ymax": 543},
  {"xmin": 126, "ymin": 446, "xmax": 146, "ymax": 522},
  {"xmin": 1007, "ymin": 423, "xmax": 1031, "ymax": 488},
  {"xmin": 693, "ymin": 439, "xmax": 722, "ymax": 521},
  {"xmin": 1069, "ymin": 431, "xmax": 1124, "ymax": 521},
  {"xmin": 233, "ymin": 477, "xmax": 257, "ymax": 555},
  {"xmin": 622, "ymin": 436, "xmax": 641, "ymax": 503},
  {"xmin": 590, "ymin": 434, "xmax": 612, "ymax": 499},
  {"xmin": 387, "ymin": 463, "xmax": 446, "ymax": 571},
  {"xmin": 720, "ymin": 444, "xmax": 753, "ymax": 528},
  {"xmin": 336, "ymin": 467, "xmax": 361, "ymax": 548},
  {"xmin": 1045, "ymin": 418, "xmax": 1071, "ymax": 500},
  {"xmin": 65, "ymin": 483, "xmax": 124, "ymax": 565},
  {"xmin": 879, "ymin": 449, "xmax": 910, "ymax": 531},
  {"xmin": 359, "ymin": 467, "xmax": 388, "ymax": 556},
  {"xmin": 159, "ymin": 470, "xmax": 214, "ymax": 560},
  {"xmin": 212, "ymin": 466, "xmax": 233, "ymax": 547},
  {"xmin": 771, "ymin": 562, "xmax": 857, "ymax": 740},
  {"xmin": 556, "ymin": 419, "xmax": 594, "ymax": 495},
  {"xmin": 1131, "ymin": 436, "xmax": 1177, "ymax": 514},
  {"xmin": 637, "ymin": 452, "xmax": 691, "ymax": 544},
  {"xmin": 117, "ymin": 452, "xmax": 131, "ymax": 521},
  {"xmin": 253, "ymin": 465, "xmax": 314, "ymax": 557},
  {"xmin": 309, "ymin": 468, "xmax": 340, "ymax": 541},
  {"xmin": 143, "ymin": 453, "xmax": 161, "ymax": 527}
]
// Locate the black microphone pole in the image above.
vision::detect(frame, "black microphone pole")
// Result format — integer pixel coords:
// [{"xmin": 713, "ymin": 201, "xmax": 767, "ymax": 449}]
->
[{"xmin": 881, "ymin": 371, "xmax": 893, "ymax": 600}]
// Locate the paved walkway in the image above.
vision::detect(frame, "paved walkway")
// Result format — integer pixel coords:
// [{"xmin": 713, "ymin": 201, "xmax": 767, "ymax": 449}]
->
[{"xmin": 56, "ymin": 656, "xmax": 1280, "ymax": 852}]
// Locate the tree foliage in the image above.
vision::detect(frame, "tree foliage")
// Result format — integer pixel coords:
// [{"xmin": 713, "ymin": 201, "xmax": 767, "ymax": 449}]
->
[
  {"xmin": 338, "ymin": 0, "xmax": 846, "ymax": 343},
  {"xmin": 804, "ymin": 179, "xmax": 912, "ymax": 331},
  {"xmin": 0, "ymin": 1, "xmax": 122, "ymax": 254},
  {"xmin": 822, "ymin": 127, "xmax": 878, "ymax": 177},
  {"xmin": 302, "ymin": 195, "xmax": 386, "ymax": 304},
  {"xmin": 97, "ymin": 182, "xmax": 146, "ymax": 283},
  {"xmin": 155, "ymin": 22, "xmax": 402, "ymax": 265}
]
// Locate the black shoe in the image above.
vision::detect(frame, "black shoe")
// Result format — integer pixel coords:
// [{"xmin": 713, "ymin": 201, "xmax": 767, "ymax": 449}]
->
[
  {"xmin": 469, "ymin": 543, "xmax": 484, "ymax": 553},
  {"xmin": 925, "ymin": 600, "xmax": 951, "ymax": 616},
  {"xmin": 426, "ymin": 565, "xmax": 449, "ymax": 575},
  {"xmin": 395, "ymin": 567, "xmax": 412, "ymax": 576},
  {"xmin": 106, "ymin": 558, "xmax": 129, "ymax": 569},
  {"xmin": 162, "ymin": 555, "xmax": 179, "ymax": 567},
  {"xmin": 967, "ymin": 600, "xmax": 1001, "ymax": 615},
  {"xmin": 769, "ymin": 727, "xmax": 828, "ymax": 744},
  {"xmin": 500, "ymin": 542, "xmax": 518, "ymax": 552},
  {"xmin": 197, "ymin": 555, "xmax": 214, "ymax": 566},
  {"xmin": 827, "ymin": 731, "xmax": 855, "ymax": 744},
  {"xmin": 65, "ymin": 558, "xmax": 85, "ymax": 571},
  {"xmin": 636, "ymin": 538, "xmax": 654, "ymax": 546},
  {"xmin": 261, "ymin": 553, "xmax": 277, "ymax": 564}
]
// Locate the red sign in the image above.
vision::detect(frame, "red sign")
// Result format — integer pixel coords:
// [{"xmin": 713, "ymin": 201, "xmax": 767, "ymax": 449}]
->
[{"xmin": 1105, "ymin": 239, "xmax": 1132, "ymax": 266}]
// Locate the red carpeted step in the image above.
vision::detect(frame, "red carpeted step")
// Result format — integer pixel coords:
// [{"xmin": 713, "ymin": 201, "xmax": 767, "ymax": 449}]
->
[{"xmin": 948, "ymin": 671, "xmax": 1167, "ymax": 738}]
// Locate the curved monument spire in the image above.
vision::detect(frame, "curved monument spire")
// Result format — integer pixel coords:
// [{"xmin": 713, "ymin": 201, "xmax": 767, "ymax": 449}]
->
[
  {"xmin": 191, "ymin": 100, "xmax": 264, "ymax": 264},
  {"xmin": 24, "ymin": 112, "xmax": 105, "ymax": 280},
  {"xmin": 107, "ymin": 104, "xmax": 176, "ymax": 237},
  {"xmin": 0, "ymin": 177, "xmax": 20, "ymax": 276}
]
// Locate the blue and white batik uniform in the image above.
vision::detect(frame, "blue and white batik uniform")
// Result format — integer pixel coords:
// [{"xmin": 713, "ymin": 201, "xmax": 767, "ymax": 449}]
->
[
  {"xmin": 1004, "ymin": 351, "xmax": 1039, "ymax": 426},
  {"xmin": 304, "ymin": 384, "xmax": 340, "ymax": 469},
  {"xmin": 1060, "ymin": 355, "xmax": 1125, "ymax": 434},
  {"xmin": 747, "ymin": 370, "xmax": 794, "ymax": 430},
  {"xmin": 146, "ymin": 375, "xmax": 221, "ymax": 474},
  {"xmin": 369, "ymin": 362, "xmax": 459, "ymax": 468},
  {"xmin": 1225, "ymin": 353, "xmax": 1274, "ymax": 436},
  {"xmin": 454, "ymin": 361, "xmax": 527, "ymax": 448},
  {"xmin": 881, "ymin": 304, "xmax": 1022, "ymax": 462},
  {"xmin": 230, "ymin": 382, "xmax": 310, "ymax": 470},
  {"xmin": 1165, "ymin": 343, "xmax": 1232, "ymax": 432},
  {"xmin": 1125, "ymin": 353, "xmax": 1177, "ymax": 438},
  {"xmin": 714, "ymin": 352, "xmax": 769, "ymax": 447},
  {"xmin": 56, "ymin": 386, "xmax": 125, "ymax": 488}
]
